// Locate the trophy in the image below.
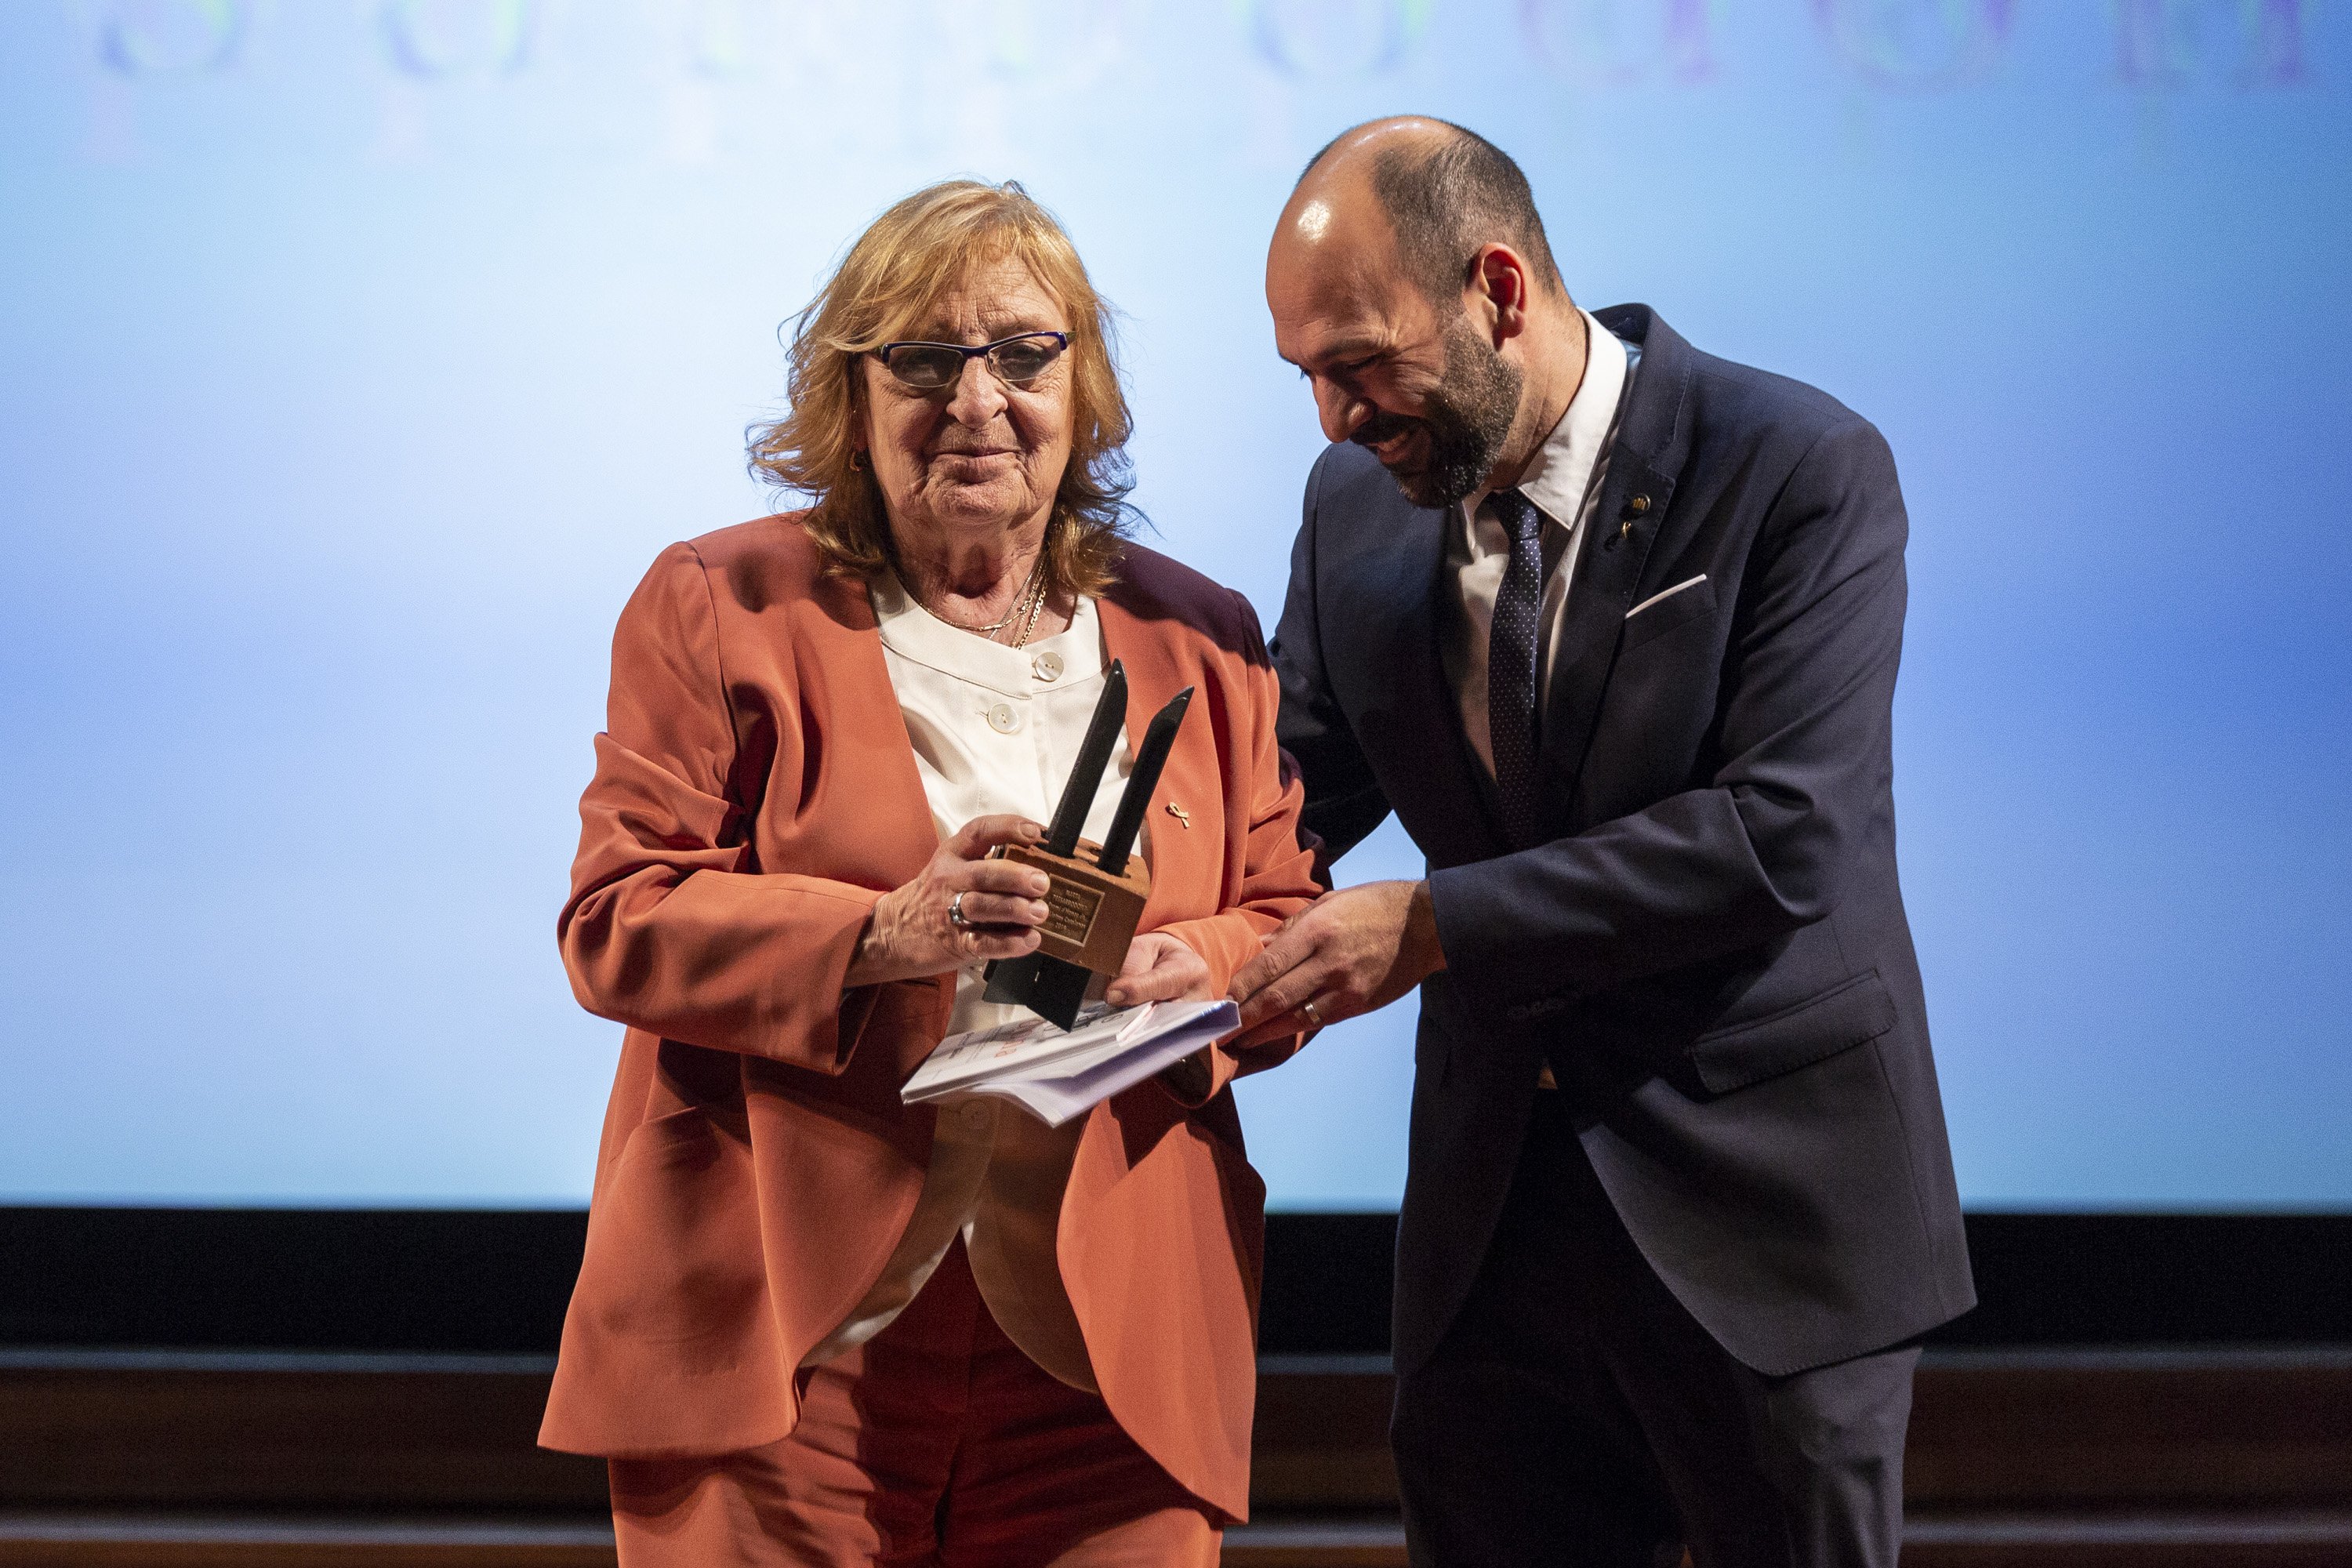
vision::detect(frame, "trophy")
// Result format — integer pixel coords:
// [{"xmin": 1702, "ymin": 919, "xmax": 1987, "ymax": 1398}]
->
[{"xmin": 982, "ymin": 659, "xmax": 1195, "ymax": 1029}]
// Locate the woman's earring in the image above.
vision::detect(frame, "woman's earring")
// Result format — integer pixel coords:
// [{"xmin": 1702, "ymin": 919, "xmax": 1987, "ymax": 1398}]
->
[{"xmin": 849, "ymin": 448, "xmax": 867, "ymax": 472}]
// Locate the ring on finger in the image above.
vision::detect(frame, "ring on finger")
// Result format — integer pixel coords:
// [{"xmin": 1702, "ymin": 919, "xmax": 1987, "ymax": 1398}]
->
[
  {"xmin": 1300, "ymin": 998, "xmax": 1323, "ymax": 1026},
  {"xmin": 948, "ymin": 891, "xmax": 972, "ymax": 930}
]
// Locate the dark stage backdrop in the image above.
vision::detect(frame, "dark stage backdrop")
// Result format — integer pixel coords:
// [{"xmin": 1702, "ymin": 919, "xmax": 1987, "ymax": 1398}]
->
[
  {"xmin": 5, "ymin": 1208, "xmax": 2350, "ymax": 1357},
  {"xmin": 3, "ymin": 4, "xmax": 2350, "ymax": 1214}
]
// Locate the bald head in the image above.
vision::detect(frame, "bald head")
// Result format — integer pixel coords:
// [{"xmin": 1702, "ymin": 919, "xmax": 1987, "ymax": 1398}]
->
[
  {"xmin": 1267, "ymin": 119, "xmax": 1584, "ymax": 507},
  {"xmin": 1282, "ymin": 117, "xmax": 1565, "ymax": 314}
]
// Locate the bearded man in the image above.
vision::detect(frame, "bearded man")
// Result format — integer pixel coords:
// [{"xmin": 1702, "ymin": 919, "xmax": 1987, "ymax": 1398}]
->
[{"xmin": 1228, "ymin": 118, "xmax": 1974, "ymax": 1567}]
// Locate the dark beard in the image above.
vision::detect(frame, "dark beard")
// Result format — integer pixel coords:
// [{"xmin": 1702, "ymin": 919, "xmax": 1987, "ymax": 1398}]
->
[{"xmin": 1353, "ymin": 318, "xmax": 1523, "ymax": 509}]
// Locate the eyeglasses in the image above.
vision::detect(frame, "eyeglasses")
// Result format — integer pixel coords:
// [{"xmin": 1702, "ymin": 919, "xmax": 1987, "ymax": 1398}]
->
[{"xmin": 874, "ymin": 331, "xmax": 1069, "ymax": 392}]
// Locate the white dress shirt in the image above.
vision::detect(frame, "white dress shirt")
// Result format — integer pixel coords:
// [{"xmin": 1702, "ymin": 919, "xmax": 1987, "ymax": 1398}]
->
[
  {"xmin": 800, "ymin": 575, "xmax": 1148, "ymax": 1392},
  {"xmin": 1443, "ymin": 308, "xmax": 1638, "ymax": 779}
]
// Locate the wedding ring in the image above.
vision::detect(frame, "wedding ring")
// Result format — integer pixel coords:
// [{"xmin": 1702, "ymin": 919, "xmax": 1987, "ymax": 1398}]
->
[
  {"xmin": 1300, "ymin": 999, "xmax": 1322, "ymax": 1025},
  {"xmin": 948, "ymin": 892, "xmax": 972, "ymax": 929}
]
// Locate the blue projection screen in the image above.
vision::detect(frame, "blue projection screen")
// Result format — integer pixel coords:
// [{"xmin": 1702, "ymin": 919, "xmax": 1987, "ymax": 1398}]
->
[{"xmin": 2, "ymin": 2, "xmax": 2347, "ymax": 1210}]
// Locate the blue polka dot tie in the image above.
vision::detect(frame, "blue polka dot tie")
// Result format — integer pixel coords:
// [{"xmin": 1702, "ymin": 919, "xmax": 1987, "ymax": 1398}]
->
[{"xmin": 1486, "ymin": 489, "xmax": 1546, "ymax": 850}]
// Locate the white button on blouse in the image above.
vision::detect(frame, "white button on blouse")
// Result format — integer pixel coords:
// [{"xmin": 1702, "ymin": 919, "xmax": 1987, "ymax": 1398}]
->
[
  {"xmin": 868, "ymin": 575, "xmax": 1142, "ymax": 883},
  {"xmin": 800, "ymin": 573, "xmax": 1149, "ymax": 1392}
]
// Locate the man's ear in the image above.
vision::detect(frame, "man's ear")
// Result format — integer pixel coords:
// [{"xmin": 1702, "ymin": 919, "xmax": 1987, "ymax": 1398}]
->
[{"xmin": 1466, "ymin": 243, "xmax": 1534, "ymax": 347}]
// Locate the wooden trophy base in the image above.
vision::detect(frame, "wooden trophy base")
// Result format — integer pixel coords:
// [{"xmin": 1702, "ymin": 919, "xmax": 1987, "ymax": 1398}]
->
[
  {"xmin": 994, "ymin": 837, "xmax": 1151, "ymax": 976},
  {"xmin": 981, "ymin": 839, "xmax": 1151, "ymax": 1030}
]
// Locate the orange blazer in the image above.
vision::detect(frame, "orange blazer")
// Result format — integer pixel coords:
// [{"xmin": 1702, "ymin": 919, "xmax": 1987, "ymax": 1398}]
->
[{"xmin": 539, "ymin": 515, "xmax": 1320, "ymax": 1523}]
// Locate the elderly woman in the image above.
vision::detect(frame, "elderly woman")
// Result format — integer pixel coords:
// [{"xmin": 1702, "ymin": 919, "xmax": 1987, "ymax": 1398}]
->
[{"xmin": 538, "ymin": 180, "xmax": 1319, "ymax": 1566}]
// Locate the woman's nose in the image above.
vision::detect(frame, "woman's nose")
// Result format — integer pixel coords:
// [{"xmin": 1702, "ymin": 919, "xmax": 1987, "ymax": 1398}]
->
[{"xmin": 945, "ymin": 356, "xmax": 1009, "ymax": 426}]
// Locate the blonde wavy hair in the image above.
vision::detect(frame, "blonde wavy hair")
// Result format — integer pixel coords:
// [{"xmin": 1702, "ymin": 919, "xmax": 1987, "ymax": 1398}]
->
[{"xmin": 747, "ymin": 180, "xmax": 1137, "ymax": 596}]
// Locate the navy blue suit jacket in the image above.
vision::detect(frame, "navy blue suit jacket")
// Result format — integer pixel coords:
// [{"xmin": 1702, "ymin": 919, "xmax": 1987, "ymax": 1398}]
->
[{"xmin": 1272, "ymin": 306, "xmax": 1974, "ymax": 1376}]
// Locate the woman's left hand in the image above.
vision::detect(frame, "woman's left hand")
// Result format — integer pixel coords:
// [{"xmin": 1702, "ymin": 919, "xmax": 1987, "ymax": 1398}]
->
[{"xmin": 1105, "ymin": 931, "xmax": 1213, "ymax": 1008}]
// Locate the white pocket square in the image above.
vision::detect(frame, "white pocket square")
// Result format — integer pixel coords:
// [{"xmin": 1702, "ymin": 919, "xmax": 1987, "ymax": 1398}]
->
[{"xmin": 1626, "ymin": 575, "xmax": 1707, "ymax": 619}]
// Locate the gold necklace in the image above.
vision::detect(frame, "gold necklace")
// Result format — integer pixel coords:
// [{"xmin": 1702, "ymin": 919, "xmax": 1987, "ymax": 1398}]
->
[
  {"xmin": 1004, "ymin": 573, "xmax": 1050, "ymax": 648},
  {"xmin": 930, "ymin": 540, "xmax": 1051, "ymax": 644}
]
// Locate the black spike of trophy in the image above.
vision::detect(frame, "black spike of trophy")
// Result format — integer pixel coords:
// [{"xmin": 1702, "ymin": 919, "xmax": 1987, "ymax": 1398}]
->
[{"xmin": 982, "ymin": 659, "xmax": 1195, "ymax": 1029}]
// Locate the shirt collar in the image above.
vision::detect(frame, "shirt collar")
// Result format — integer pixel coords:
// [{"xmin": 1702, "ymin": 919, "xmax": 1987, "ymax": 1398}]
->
[
  {"xmin": 870, "ymin": 570, "xmax": 1102, "ymax": 692},
  {"xmin": 1464, "ymin": 307, "xmax": 1631, "ymax": 532}
]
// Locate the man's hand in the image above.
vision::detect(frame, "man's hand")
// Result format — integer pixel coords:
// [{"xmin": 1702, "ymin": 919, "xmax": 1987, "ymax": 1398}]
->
[{"xmin": 1227, "ymin": 880, "xmax": 1446, "ymax": 1047}]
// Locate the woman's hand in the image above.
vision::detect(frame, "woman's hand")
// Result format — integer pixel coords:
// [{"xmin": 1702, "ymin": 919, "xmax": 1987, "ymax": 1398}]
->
[
  {"xmin": 847, "ymin": 815, "xmax": 1054, "ymax": 988},
  {"xmin": 1105, "ymin": 931, "xmax": 1214, "ymax": 1008}
]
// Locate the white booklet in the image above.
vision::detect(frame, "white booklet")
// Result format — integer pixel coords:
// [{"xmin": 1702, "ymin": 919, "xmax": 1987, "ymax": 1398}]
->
[{"xmin": 902, "ymin": 999, "xmax": 1240, "ymax": 1128}]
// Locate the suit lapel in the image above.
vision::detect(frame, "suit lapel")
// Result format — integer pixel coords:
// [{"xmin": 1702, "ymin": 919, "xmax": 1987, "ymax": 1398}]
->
[
  {"xmin": 804, "ymin": 567, "xmax": 960, "ymax": 1075},
  {"xmin": 1538, "ymin": 307, "xmax": 1695, "ymax": 822},
  {"xmin": 811, "ymin": 569, "xmax": 945, "ymax": 883},
  {"xmin": 1538, "ymin": 456, "xmax": 1671, "ymax": 818},
  {"xmin": 1094, "ymin": 592, "xmax": 1215, "ymax": 928}
]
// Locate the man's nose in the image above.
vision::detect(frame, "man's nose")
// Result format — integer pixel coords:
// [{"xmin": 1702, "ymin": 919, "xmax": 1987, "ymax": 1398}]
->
[
  {"xmin": 946, "ymin": 355, "xmax": 1009, "ymax": 426},
  {"xmin": 1316, "ymin": 380, "xmax": 1369, "ymax": 446}
]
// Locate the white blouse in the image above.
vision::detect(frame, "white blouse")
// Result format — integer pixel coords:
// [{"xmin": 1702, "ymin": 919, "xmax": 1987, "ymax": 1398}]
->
[{"xmin": 799, "ymin": 574, "xmax": 1150, "ymax": 1390}]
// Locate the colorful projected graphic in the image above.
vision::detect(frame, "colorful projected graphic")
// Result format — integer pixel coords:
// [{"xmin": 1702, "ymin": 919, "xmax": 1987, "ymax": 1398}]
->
[
  {"xmin": 1519, "ymin": 0, "xmax": 1717, "ymax": 86},
  {"xmin": 90, "ymin": 0, "xmax": 245, "ymax": 76},
  {"xmin": 2112, "ymin": 0, "xmax": 2308, "ymax": 87},
  {"xmin": 378, "ymin": 0, "xmax": 536, "ymax": 79},
  {"xmin": 64, "ymin": 2, "xmax": 2332, "ymax": 100},
  {"xmin": 1247, "ymin": 0, "xmax": 1436, "ymax": 77},
  {"xmin": 984, "ymin": 0, "xmax": 1144, "ymax": 79},
  {"xmin": 1809, "ymin": 0, "xmax": 2016, "ymax": 90}
]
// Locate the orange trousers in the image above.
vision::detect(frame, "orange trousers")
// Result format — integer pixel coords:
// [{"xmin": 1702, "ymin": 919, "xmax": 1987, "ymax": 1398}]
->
[{"xmin": 608, "ymin": 1239, "xmax": 1221, "ymax": 1567}]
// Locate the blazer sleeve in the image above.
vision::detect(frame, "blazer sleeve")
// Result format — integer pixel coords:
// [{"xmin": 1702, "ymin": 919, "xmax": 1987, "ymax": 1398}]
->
[
  {"xmin": 1155, "ymin": 590, "xmax": 1325, "ymax": 1105},
  {"xmin": 557, "ymin": 542, "xmax": 897, "ymax": 1073},
  {"xmin": 1429, "ymin": 418, "xmax": 1910, "ymax": 1015},
  {"xmin": 1273, "ymin": 449, "xmax": 1394, "ymax": 877}
]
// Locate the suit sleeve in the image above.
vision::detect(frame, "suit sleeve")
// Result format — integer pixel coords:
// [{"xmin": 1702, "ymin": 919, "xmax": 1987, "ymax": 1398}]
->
[
  {"xmin": 1155, "ymin": 591, "xmax": 1326, "ymax": 1105},
  {"xmin": 1272, "ymin": 450, "xmax": 1394, "ymax": 876},
  {"xmin": 557, "ymin": 543, "xmax": 906, "ymax": 1072},
  {"xmin": 1429, "ymin": 419, "xmax": 1908, "ymax": 1015}
]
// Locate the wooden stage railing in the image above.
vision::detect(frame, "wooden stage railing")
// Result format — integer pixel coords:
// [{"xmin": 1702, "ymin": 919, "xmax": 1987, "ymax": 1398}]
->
[{"xmin": 2, "ymin": 1347, "xmax": 2349, "ymax": 1566}]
